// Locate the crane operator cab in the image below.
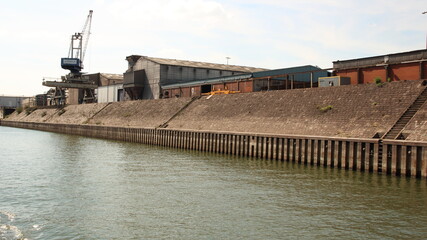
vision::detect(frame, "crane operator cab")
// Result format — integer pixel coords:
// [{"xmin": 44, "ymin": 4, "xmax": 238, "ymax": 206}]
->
[{"xmin": 61, "ymin": 58, "xmax": 82, "ymax": 75}]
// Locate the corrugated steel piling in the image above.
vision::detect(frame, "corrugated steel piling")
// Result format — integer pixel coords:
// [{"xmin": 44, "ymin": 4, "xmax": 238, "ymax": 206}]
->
[{"xmin": 1, "ymin": 120, "xmax": 426, "ymax": 179}]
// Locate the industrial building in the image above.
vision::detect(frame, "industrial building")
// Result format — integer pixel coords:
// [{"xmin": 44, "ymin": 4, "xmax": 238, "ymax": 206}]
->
[
  {"xmin": 161, "ymin": 65, "xmax": 329, "ymax": 98},
  {"xmin": 333, "ymin": 49, "xmax": 427, "ymax": 84},
  {"xmin": 44, "ymin": 47, "xmax": 427, "ymax": 105},
  {"xmin": 123, "ymin": 55, "xmax": 267, "ymax": 100},
  {"xmin": 97, "ymin": 83, "xmax": 125, "ymax": 103},
  {"xmin": 0, "ymin": 96, "xmax": 31, "ymax": 118},
  {"xmin": 67, "ymin": 73, "xmax": 123, "ymax": 104}
]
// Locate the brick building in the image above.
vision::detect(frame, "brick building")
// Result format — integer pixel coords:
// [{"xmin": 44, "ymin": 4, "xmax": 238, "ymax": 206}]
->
[{"xmin": 333, "ymin": 49, "xmax": 427, "ymax": 84}]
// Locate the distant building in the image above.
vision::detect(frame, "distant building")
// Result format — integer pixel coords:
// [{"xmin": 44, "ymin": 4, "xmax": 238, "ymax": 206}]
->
[
  {"xmin": 0, "ymin": 96, "xmax": 30, "ymax": 108},
  {"xmin": 333, "ymin": 49, "xmax": 427, "ymax": 84},
  {"xmin": 0, "ymin": 96, "xmax": 31, "ymax": 118},
  {"xmin": 123, "ymin": 55, "xmax": 267, "ymax": 100}
]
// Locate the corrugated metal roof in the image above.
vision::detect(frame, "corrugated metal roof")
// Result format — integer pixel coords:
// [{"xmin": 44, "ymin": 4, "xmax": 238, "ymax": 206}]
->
[
  {"xmin": 162, "ymin": 65, "xmax": 329, "ymax": 89},
  {"xmin": 333, "ymin": 49, "xmax": 427, "ymax": 70},
  {"xmin": 252, "ymin": 65, "xmax": 324, "ymax": 78},
  {"xmin": 100, "ymin": 73, "xmax": 123, "ymax": 81},
  {"xmin": 131, "ymin": 55, "xmax": 268, "ymax": 73}
]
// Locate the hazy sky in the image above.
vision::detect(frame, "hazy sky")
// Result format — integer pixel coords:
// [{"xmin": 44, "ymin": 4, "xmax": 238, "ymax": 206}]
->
[{"xmin": 0, "ymin": 0, "xmax": 426, "ymax": 96}]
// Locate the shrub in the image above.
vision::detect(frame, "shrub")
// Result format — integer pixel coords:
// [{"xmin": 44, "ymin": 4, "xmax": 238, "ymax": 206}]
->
[
  {"xmin": 16, "ymin": 106, "xmax": 23, "ymax": 114},
  {"xmin": 374, "ymin": 77, "xmax": 385, "ymax": 87},
  {"xmin": 318, "ymin": 105, "xmax": 333, "ymax": 112}
]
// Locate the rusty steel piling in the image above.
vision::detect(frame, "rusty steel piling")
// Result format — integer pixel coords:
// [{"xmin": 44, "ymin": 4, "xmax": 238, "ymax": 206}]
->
[{"xmin": 1, "ymin": 120, "xmax": 426, "ymax": 179}]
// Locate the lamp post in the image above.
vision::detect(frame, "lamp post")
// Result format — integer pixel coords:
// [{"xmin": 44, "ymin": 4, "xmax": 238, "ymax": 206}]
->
[
  {"xmin": 226, "ymin": 57, "xmax": 230, "ymax": 65},
  {"xmin": 423, "ymin": 12, "xmax": 427, "ymax": 49}
]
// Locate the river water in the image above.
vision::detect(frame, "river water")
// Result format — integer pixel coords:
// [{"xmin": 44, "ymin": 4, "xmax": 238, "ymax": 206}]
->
[{"xmin": 0, "ymin": 126, "xmax": 426, "ymax": 240}]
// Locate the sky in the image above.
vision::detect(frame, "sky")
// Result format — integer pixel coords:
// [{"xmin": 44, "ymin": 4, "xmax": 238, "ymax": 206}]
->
[{"xmin": 0, "ymin": 0, "xmax": 426, "ymax": 96}]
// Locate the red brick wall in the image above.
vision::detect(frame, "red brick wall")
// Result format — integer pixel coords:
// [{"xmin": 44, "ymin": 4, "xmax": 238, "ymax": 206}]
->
[
  {"xmin": 225, "ymin": 82, "xmax": 239, "ymax": 91},
  {"xmin": 239, "ymin": 80, "xmax": 253, "ymax": 93},
  {"xmin": 361, "ymin": 66, "xmax": 386, "ymax": 84},
  {"xmin": 170, "ymin": 89, "xmax": 181, "ymax": 97},
  {"xmin": 212, "ymin": 83, "xmax": 225, "ymax": 91},
  {"xmin": 336, "ymin": 63, "xmax": 424, "ymax": 84},
  {"xmin": 390, "ymin": 63, "xmax": 420, "ymax": 81},
  {"xmin": 335, "ymin": 70, "xmax": 359, "ymax": 85},
  {"xmin": 181, "ymin": 87, "xmax": 191, "ymax": 97},
  {"xmin": 190, "ymin": 86, "xmax": 201, "ymax": 97}
]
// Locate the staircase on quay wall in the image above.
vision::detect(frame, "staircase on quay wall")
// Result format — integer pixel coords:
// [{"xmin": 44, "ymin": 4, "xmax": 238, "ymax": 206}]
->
[{"xmin": 383, "ymin": 84, "xmax": 427, "ymax": 140}]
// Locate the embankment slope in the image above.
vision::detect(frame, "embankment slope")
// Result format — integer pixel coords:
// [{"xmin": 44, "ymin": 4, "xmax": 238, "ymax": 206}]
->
[
  {"xmin": 6, "ymin": 103, "xmax": 109, "ymax": 124},
  {"xmin": 5, "ymin": 80, "xmax": 427, "ymax": 141},
  {"xmin": 87, "ymin": 98, "xmax": 192, "ymax": 127},
  {"xmin": 6, "ymin": 98, "xmax": 192, "ymax": 128},
  {"xmin": 166, "ymin": 80, "xmax": 426, "ymax": 139}
]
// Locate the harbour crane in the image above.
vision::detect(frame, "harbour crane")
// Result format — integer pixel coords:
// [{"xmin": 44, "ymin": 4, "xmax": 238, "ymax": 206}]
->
[
  {"xmin": 61, "ymin": 10, "xmax": 93, "ymax": 77},
  {"xmin": 43, "ymin": 10, "xmax": 97, "ymax": 105}
]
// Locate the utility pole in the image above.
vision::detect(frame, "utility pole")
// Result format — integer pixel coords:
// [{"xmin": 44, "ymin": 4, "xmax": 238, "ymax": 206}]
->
[
  {"xmin": 226, "ymin": 57, "xmax": 230, "ymax": 65},
  {"xmin": 423, "ymin": 12, "xmax": 427, "ymax": 49}
]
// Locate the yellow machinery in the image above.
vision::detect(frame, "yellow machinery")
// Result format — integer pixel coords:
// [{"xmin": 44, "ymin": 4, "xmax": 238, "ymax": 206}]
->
[{"xmin": 202, "ymin": 89, "xmax": 240, "ymax": 96}]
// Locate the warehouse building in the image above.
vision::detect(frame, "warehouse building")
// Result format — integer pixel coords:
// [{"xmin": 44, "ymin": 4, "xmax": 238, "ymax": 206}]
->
[
  {"xmin": 162, "ymin": 65, "xmax": 329, "ymax": 98},
  {"xmin": 123, "ymin": 55, "xmax": 267, "ymax": 100},
  {"xmin": 333, "ymin": 49, "xmax": 427, "ymax": 84},
  {"xmin": 0, "ymin": 96, "xmax": 31, "ymax": 118}
]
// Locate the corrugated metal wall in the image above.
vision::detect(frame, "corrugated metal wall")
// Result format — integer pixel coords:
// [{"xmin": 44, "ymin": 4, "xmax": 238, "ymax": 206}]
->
[
  {"xmin": 135, "ymin": 59, "xmax": 161, "ymax": 99},
  {"xmin": 160, "ymin": 65, "xmax": 242, "ymax": 85},
  {"xmin": 98, "ymin": 84, "xmax": 123, "ymax": 103},
  {"xmin": 0, "ymin": 96, "xmax": 28, "ymax": 108}
]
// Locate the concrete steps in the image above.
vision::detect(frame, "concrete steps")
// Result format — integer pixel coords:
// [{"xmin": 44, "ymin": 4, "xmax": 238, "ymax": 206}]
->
[{"xmin": 383, "ymin": 85, "xmax": 427, "ymax": 139}]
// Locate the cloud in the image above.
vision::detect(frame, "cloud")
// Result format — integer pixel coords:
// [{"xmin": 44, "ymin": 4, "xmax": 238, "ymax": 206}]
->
[{"xmin": 0, "ymin": 0, "xmax": 426, "ymax": 95}]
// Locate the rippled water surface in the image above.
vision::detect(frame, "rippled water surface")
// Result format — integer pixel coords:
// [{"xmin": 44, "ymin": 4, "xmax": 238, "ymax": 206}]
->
[{"xmin": 0, "ymin": 126, "xmax": 426, "ymax": 239}]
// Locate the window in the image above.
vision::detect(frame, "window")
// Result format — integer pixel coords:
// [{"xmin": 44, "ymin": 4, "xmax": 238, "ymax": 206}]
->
[{"xmin": 201, "ymin": 84, "xmax": 212, "ymax": 93}]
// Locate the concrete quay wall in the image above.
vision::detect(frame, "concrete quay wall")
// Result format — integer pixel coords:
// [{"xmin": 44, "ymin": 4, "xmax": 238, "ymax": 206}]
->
[
  {"xmin": 1, "ymin": 120, "xmax": 426, "ymax": 179},
  {"xmin": 5, "ymin": 80, "xmax": 427, "ymax": 141}
]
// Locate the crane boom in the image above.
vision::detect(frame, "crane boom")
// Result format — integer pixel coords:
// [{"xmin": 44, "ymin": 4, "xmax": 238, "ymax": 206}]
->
[{"xmin": 81, "ymin": 10, "xmax": 93, "ymax": 63}]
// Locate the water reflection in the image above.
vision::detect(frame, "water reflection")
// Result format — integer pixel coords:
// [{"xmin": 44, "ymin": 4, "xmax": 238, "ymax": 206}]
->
[{"xmin": 0, "ymin": 126, "xmax": 426, "ymax": 240}]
